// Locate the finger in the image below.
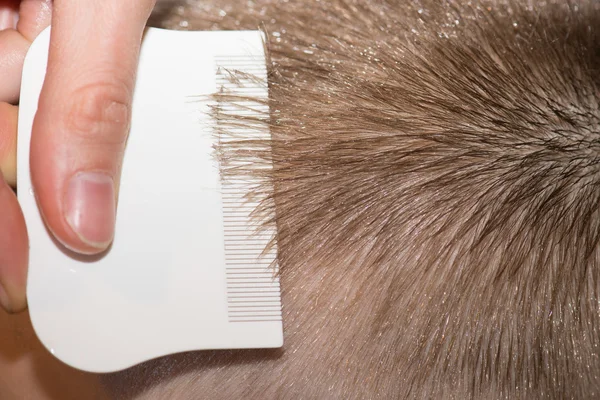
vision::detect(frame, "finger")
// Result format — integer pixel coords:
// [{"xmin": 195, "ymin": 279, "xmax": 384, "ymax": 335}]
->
[
  {"xmin": 0, "ymin": 102, "xmax": 17, "ymax": 187},
  {"xmin": 0, "ymin": 173, "xmax": 28, "ymax": 313},
  {"xmin": 0, "ymin": 28, "xmax": 30, "ymax": 103},
  {"xmin": 17, "ymin": 0, "xmax": 53, "ymax": 41},
  {"xmin": 0, "ymin": 1, "xmax": 52, "ymax": 103},
  {"xmin": 0, "ymin": 0, "xmax": 19, "ymax": 30},
  {"xmin": 30, "ymin": 0, "xmax": 156, "ymax": 254}
]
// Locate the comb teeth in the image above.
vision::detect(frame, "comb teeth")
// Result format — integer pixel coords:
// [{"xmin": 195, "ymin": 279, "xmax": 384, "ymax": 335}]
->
[{"xmin": 215, "ymin": 54, "xmax": 282, "ymax": 323}]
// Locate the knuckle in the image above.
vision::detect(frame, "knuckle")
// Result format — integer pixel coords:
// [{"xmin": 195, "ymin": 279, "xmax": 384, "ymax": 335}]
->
[{"xmin": 64, "ymin": 82, "xmax": 131, "ymax": 145}]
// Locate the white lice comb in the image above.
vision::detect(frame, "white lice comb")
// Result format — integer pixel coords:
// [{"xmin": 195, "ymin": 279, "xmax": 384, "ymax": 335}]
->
[{"xmin": 17, "ymin": 27, "xmax": 282, "ymax": 373}]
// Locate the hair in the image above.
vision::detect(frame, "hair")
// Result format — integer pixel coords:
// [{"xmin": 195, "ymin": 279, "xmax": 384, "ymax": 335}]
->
[{"xmin": 105, "ymin": 1, "xmax": 600, "ymax": 399}]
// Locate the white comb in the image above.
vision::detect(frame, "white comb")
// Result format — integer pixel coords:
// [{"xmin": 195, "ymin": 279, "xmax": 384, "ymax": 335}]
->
[{"xmin": 17, "ymin": 27, "xmax": 282, "ymax": 373}]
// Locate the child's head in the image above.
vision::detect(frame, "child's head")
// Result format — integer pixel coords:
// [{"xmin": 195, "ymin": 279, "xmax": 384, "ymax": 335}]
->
[{"xmin": 106, "ymin": 1, "xmax": 600, "ymax": 398}]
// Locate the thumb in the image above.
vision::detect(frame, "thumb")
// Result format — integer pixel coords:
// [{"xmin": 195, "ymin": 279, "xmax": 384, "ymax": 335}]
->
[{"xmin": 30, "ymin": 0, "xmax": 155, "ymax": 254}]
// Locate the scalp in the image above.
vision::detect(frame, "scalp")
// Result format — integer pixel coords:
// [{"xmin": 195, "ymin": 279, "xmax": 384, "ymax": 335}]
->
[{"xmin": 106, "ymin": 2, "xmax": 600, "ymax": 399}]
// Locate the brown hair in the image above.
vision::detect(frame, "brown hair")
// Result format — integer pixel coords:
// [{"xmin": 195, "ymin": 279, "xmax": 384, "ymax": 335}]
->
[{"xmin": 106, "ymin": 1, "xmax": 600, "ymax": 398}]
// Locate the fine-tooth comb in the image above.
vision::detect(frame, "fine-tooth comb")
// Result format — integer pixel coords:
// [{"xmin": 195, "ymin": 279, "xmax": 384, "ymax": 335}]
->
[{"xmin": 17, "ymin": 27, "xmax": 283, "ymax": 373}]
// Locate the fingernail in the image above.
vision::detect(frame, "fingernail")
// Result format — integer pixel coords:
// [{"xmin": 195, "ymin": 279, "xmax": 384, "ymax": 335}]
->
[
  {"xmin": 0, "ymin": 283, "xmax": 11, "ymax": 312},
  {"xmin": 64, "ymin": 172, "xmax": 116, "ymax": 249},
  {"xmin": 0, "ymin": 8, "xmax": 18, "ymax": 31}
]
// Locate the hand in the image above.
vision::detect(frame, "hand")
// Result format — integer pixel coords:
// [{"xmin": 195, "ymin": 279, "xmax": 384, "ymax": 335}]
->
[{"xmin": 0, "ymin": 0, "xmax": 156, "ymax": 312}]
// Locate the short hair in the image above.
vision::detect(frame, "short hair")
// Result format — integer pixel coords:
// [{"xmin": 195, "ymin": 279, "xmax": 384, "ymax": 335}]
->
[{"xmin": 106, "ymin": 1, "xmax": 600, "ymax": 398}]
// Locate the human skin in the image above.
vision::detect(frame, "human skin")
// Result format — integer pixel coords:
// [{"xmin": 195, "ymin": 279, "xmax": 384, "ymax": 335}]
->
[
  {"xmin": 0, "ymin": 1, "xmax": 158, "ymax": 396},
  {"xmin": 0, "ymin": 1, "xmax": 599, "ymax": 399},
  {"xmin": 0, "ymin": 0, "xmax": 156, "ymax": 313}
]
